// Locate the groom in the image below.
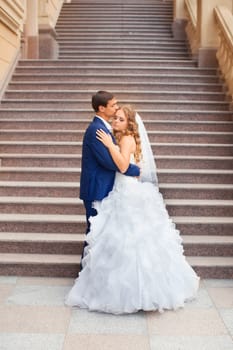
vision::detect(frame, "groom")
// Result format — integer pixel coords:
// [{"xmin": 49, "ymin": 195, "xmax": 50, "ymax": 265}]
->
[{"xmin": 79, "ymin": 91, "xmax": 140, "ymax": 260}]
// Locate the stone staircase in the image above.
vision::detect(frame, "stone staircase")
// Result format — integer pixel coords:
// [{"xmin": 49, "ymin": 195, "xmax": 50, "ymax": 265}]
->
[{"xmin": 0, "ymin": 0, "xmax": 232, "ymax": 278}]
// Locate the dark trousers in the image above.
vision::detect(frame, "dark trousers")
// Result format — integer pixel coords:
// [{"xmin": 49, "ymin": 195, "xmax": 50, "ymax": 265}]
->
[{"xmin": 80, "ymin": 200, "xmax": 98, "ymax": 269}]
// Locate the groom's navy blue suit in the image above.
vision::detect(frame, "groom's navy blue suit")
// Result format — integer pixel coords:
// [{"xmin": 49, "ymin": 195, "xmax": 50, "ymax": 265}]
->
[{"xmin": 80, "ymin": 116, "xmax": 140, "ymax": 233}]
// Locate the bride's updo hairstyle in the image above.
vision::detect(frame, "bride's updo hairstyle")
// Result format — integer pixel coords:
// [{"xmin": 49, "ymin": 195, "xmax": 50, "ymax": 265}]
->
[{"xmin": 114, "ymin": 105, "xmax": 142, "ymax": 163}]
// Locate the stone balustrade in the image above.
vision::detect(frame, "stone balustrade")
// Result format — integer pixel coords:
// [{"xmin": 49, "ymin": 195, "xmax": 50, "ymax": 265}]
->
[
  {"xmin": 184, "ymin": 0, "xmax": 198, "ymax": 57},
  {"xmin": 215, "ymin": 5, "xmax": 233, "ymax": 103}
]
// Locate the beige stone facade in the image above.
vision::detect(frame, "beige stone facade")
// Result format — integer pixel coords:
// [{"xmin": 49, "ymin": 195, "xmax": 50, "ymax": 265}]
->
[
  {"xmin": 0, "ymin": 0, "xmax": 25, "ymax": 97},
  {"xmin": 0, "ymin": 0, "xmax": 64, "ymax": 98}
]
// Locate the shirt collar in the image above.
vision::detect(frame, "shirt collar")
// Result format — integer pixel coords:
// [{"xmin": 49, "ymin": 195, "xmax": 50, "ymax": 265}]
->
[{"xmin": 95, "ymin": 115, "xmax": 112, "ymax": 131}]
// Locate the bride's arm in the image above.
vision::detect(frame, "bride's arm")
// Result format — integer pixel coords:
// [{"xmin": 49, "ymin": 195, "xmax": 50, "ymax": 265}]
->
[{"xmin": 96, "ymin": 129, "xmax": 134, "ymax": 173}]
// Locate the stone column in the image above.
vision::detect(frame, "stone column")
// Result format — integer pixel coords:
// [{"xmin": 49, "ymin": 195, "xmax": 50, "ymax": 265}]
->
[
  {"xmin": 38, "ymin": 0, "xmax": 59, "ymax": 59},
  {"xmin": 172, "ymin": 0, "xmax": 188, "ymax": 39},
  {"xmin": 24, "ymin": 0, "xmax": 39, "ymax": 58},
  {"xmin": 197, "ymin": 0, "xmax": 233, "ymax": 67}
]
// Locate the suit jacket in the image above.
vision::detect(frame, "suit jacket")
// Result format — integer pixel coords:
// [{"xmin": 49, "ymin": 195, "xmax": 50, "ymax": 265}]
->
[{"xmin": 80, "ymin": 116, "xmax": 140, "ymax": 201}]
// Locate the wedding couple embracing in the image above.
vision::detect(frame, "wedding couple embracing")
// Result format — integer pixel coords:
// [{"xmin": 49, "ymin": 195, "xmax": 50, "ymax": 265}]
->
[{"xmin": 65, "ymin": 90, "xmax": 199, "ymax": 314}]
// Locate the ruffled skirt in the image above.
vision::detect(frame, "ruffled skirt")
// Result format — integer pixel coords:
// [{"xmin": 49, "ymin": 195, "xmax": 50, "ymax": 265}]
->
[{"xmin": 65, "ymin": 173, "xmax": 199, "ymax": 314}]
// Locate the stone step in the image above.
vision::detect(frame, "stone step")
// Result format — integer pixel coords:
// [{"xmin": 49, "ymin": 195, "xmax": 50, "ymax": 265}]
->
[
  {"xmin": 0, "ymin": 213, "xmax": 86, "ymax": 234},
  {"xmin": 10, "ymin": 66, "xmax": 220, "ymax": 77},
  {"xmin": 5, "ymin": 90, "xmax": 225, "ymax": 101},
  {"xmin": 59, "ymin": 42, "xmax": 188, "ymax": 52},
  {"xmin": 60, "ymin": 5, "xmax": 172, "ymax": 9},
  {"xmin": 56, "ymin": 39, "xmax": 185, "ymax": 45},
  {"xmin": 56, "ymin": 24, "xmax": 172, "ymax": 30},
  {"xmin": 15, "ymin": 66, "xmax": 215, "ymax": 75},
  {"xmin": 1, "ymin": 100, "xmax": 228, "ymax": 111},
  {"xmin": 158, "ymin": 168, "xmax": 233, "ymax": 183},
  {"xmin": 155, "ymin": 156, "xmax": 233, "ymax": 169},
  {"xmin": 183, "ymin": 235, "xmax": 233, "ymax": 257},
  {"xmin": 17, "ymin": 58, "xmax": 197, "ymax": 67},
  {"xmin": 0, "ymin": 130, "xmax": 232, "ymax": 144},
  {"xmin": 0, "ymin": 167, "xmax": 233, "ymax": 184},
  {"xmin": 56, "ymin": 27, "xmax": 172, "ymax": 33},
  {"xmin": 59, "ymin": 8, "xmax": 173, "ymax": 13},
  {"xmin": 0, "ymin": 252, "xmax": 232, "ymax": 278},
  {"xmin": 0, "ymin": 232, "xmax": 84, "ymax": 254},
  {"xmin": 0, "ymin": 232, "xmax": 232, "ymax": 256},
  {"xmin": 167, "ymin": 199, "xmax": 233, "ymax": 217},
  {"xmin": 56, "ymin": 43, "xmax": 186, "ymax": 51},
  {"xmin": 0, "ymin": 196, "xmax": 232, "ymax": 216},
  {"xmin": 11, "ymin": 73, "xmax": 218, "ymax": 83},
  {"xmin": 0, "ymin": 141, "xmax": 232, "ymax": 156},
  {"xmin": 187, "ymin": 256, "xmax": 233, "ymax": 279},
  {"xmin": 58, "ymin": 54, "xmax": 190, "ymax": 59},
  {"xmin": 1, "ymin": 119, "xmax": 232, "ymax": 132},
  {"xmin": 58, "ymin": 13, "xmax": 172, "ymax": 19},
  {"xmin": 7, "ymin": 82, "xmax": 224, "ymax": 93},
  {"xmin": 57, "ymin": 15, "xmax": 172, "ymax": 20},
  {"xmin": 57, "ymin": 33, "xmax": 175, "ymax": 40},
  {"xmin": 0, "ymin": 213, "xmax": 232, "ymax": 236},
  {"xmin": 1, "ymin": 154, "xmax": 232, "ymax": 170},
  {"xmin": 0, "ymin": 109, "xmax": 232, "ymax": 121},
  {"xmin": 60, "ymin": 2, "xmax": 172, "ymax": 7},
  {"xmin": 0, "ymin": 181, "xmax": 232, "ymax": 200},
  {"xmin": 160, "ymin": 183, "xmax": 233, "ymax": 200},
  {"xmin": 60, "ymin": 7, "xmax": 173, "ymax": 12},
  {"xmin": 175, "ymin": 216, "xmax": 233, "ymax": 236},
  {"xmin": 0, "ymin": 252, "xmax": 81, "ymax": 277},
  {"xmin": 57, "ymin": 19, "xmax": 173, "ymax": 25}
]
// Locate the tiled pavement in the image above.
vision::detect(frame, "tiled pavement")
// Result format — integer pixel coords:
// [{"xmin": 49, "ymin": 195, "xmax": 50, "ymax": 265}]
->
[{"xmin": 0, "ymin": 276, "xmax": 233, "ymax": 350}]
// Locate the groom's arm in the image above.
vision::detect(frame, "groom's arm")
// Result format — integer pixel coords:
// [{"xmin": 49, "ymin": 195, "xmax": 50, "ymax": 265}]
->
[
  {"xmin": 91, "ymin": 133, "xmax": 140, "ymax": 176},
  {"xmin": 123, "ymin": 163, "xmax": 140, "ymax": 177}
]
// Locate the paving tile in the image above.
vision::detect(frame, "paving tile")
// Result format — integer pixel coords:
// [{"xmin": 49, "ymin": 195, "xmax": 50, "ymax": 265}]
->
[
  {"xmin": 207, "ymin": 288, "xmax": 233, "ymax": 308},
  {"xmin": 203, "ymin": 279, "xmax": 233, "ymax": 288},
  {"xmin": 68, "ymin": 308, "xmax": 148, "ymax": 335},
  {"xmin": 0, "ymin": 333, "xmax": 64, "ymax": 350},
  {"xmin": 150, "ymin": 335, "xmax": 233, "ymax": 350},
  {"xmin": 63, "ymin": 334, "xmax": 91, "ymax": 350},
  {"xmin": 17, "ymin": 277, "xmax": 73, "ymax": 286},
  {"xmin": 6, "ymin": 285, "xmax": 70, "ymax": 306},
  {"xmin": 64, "ymin": 334, "xmax": 150, "ymax": 350},
  {"xmin": 185, "ymin": 287, "xmax": 214, "ymax": 309},
  {"xmin": 0, "ymin": 305, "xmax": 71, "ymax": 333},
  {"xmin": 0, "ymin": 284, "xmax": 15, "ymax": 304},
  {"xmin": 147, "ymin": 308, "xmax": 228, "ymax": 336},
  {"xmin": 0, "ymin": 276, "xmax": 18, "ymax": 284},
  {"xmin": 219, "ymin": 309, "xmax": 233, "ymax": 336}
]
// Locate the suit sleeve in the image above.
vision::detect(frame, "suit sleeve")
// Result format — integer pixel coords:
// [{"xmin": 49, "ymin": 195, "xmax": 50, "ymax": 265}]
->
[
  {"xmin": 91, "ymin": 130, "xmax": 140, "ymax": 176},
  {"xmin": 91, "ymin": 136, "xmax": 119, "ymax": 171}
]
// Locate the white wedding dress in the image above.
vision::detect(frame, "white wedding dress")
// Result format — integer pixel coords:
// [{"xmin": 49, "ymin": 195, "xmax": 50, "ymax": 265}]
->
[{"xmin": 65, "ymin": 163, "xmax": 199, "ymax": 314}]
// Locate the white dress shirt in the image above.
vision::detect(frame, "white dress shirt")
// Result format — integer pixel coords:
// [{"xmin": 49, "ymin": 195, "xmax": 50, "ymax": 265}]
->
[{"xmin": 95, "ymin": 115, "xmax": 112, "ymax": 131}]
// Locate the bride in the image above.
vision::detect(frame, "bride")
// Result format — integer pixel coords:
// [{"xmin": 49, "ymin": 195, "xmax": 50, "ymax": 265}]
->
[{"xmin": 65, "ymin": 105, "xmax": 199, "ymax": 314}]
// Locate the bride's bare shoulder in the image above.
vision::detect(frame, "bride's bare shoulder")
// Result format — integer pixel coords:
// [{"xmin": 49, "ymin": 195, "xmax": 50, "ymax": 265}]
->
[
  {"xmin": 119, "ymin": 135, "xmax": 136, "ymax": 151},
  {"xmin": 120, "ymin": 135, "xmax": 135, "ymax": 145}
]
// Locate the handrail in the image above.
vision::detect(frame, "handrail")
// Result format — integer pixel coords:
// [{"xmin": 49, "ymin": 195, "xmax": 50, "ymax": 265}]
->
[
  {"xmin": 184, "ymin": 0, "xmax": 198, "ymax": 56},
  {"xmin": 214, "ymin": 5, "xmax": 233, "ymax": 102},
  {"xmin": 184, "ymin": 0, "xmax": 197, "ymax": 27}
]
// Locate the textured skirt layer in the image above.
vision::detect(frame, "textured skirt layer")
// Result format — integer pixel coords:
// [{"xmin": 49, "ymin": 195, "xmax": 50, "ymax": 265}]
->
[{"xmin": 65, "ymin": 173, "xmax": 199, "ymax": 314}]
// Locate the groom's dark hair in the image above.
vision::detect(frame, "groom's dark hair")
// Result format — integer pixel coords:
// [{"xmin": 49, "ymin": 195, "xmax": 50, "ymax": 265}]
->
[{"xmin": 92, "ymin": 90, "xmax": 114, "ymax": 113}]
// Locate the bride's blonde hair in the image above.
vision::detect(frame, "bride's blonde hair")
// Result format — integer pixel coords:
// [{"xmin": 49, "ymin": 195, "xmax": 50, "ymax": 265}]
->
[{"xmin": 113, "ymin": 105, "xmax": 142, "ymax": 163}]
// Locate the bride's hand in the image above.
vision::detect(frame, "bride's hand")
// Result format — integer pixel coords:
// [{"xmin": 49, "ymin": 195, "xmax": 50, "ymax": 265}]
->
[{"xmin": 96, "ymin": 129, "xmax": 114, "ymax": 148}]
